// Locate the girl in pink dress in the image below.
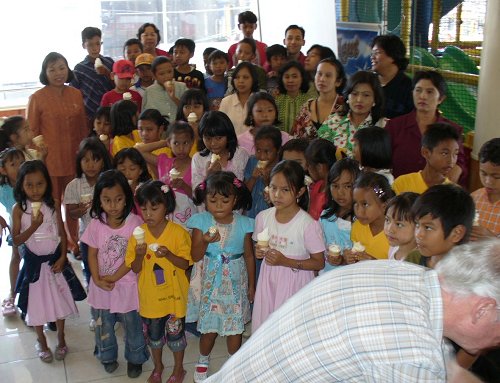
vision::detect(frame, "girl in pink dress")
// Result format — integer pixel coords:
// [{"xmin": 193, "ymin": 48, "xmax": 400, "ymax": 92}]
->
[
  {"xmin": 252, "ymin": 160, "xmax": 325, "ymax": 332},
  {"xmin": 12, "ymin": 160, "xmax": 78, "ymax": 363}
]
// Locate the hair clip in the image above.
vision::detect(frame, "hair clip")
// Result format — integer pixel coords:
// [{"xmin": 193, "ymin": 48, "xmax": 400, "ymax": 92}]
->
[
  {"xmin": 233, "ymin": 178, "xmax": 242, "ymax": 188},
  {"xmin": 373, "ymin": 186, "xmax": 386, "ymax": 199},
  {"xmin": 161, "ymin": 185, "xmax": 170, "ymax": 193}
]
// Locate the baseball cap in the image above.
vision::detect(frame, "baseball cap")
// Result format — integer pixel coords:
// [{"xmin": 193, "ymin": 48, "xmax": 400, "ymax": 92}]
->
[
  {"xmin": 135, "ymin": 53, "xmax": 154, "ymax": 67},
  {"xmin": 112, "ymin": 60, "xmax": 135, "ymax": 79}
]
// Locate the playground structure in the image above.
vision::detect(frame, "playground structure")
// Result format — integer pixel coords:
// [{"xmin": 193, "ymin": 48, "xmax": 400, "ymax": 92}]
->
[{"xmin": 338, "ymin": 0, "xmax": 484, "ymax": 136}]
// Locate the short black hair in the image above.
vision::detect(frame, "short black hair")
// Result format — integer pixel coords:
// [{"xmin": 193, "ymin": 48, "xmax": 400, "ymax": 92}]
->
[
  {"xmin": 136, "ymin": 180, "xmax": 176, "ymax": 214},
  {"xmin": 412, "ymin": 70, "xmax": 447, "ymax": 99},
  {"xmin": 354, "ymin": 127, "xmax": 392, "ymax": 169},
  {"xmin": 371, "ymin": 34, "xmax": 409, "ymax": 71},
  {"xmin": 266, "ymin": 44, "xmax": 287, "ymax": 62},
  {"xmin": 412, "ymin": 184, "xmax": 474, "ymax": 244},
  {"xmin": 231, "ymin": 61, "xmax": 259, "ymax": 93},
  {"xmin": 270, "ymin": 160, "xmax": 309, "ymax": 210},
  {"xmin": 151, "ymin": 56, "xmax": 173, "ymax": 74},
  {"xmin": 238, "ymin": 38, "xmax": 257, "ymax": 55},
  {"xmin": 90, "ymin": 169, "xmax": 135, "ymax": 224},
  {"xmin": 203, "ymin": 47, "xmax": 217, "ymax": 57},
  {"xmin": 75, "ymin": 137, "xmax": 112, "ymax": 178},
  {"xmin": 175, "ymin": 89, "xmax": 209, "ymax": 121},
  {"xmin": 305, "ymin": 138, "xmax": 337, "ymax": 169},
  {"xmin": 0, "ymin": 116, "xmax": 24, "ymax": 151},
  {"xmin": 207, "ymin": 50, "xmax": 229, "ymax": 65},
  {"xmin": 238, "ymin": 11, "xmax": 258, "ymax": 24},
  {"xmin": 123, "ymin": 38, "xmax": 143, "ymax": 56},
  {"xmin": 244, "ymin": 91, "xmax": 279, "ymax": 126},
  {"xmin": 479, "ymin": 138, "xmax": 500, "ymax": 165},
  {"xmin": 0, "ymin": 148, "xmax": 24, "ymax": 185},
  {"xmin": 278, "ymin": 138, "xmax": 309, "ymax": 161},
  {"xmin": 306, "ymin": 44, "xmax": 336, "ymax": 60},
  {"xmin": 110, "ymin": 100, "xmax": 138, "ymax": 137},
  {"xmin": 198, "ymin": 111, "xmax": 238, "ymax": 160},
  {"xmin": 277, "ymin": 61, "xmax": 310, "ymax": 95},
  {"xmin": 81, "ymin": 27, "xmax": 101, "ymax": 43},
  {"xmin": 166, "ymin": 121, "xmax": 195, "ymax": 141},
  {"xmin": 39, "ymin": 52, "xmax": 74, "ymax": 85},
  {"xmin": 137, "ymin": 23, "xmax": 161, "ymax": 45},
  {"xmin": 317, "ymin": 57, "xmax": 346, "ymax": 94},
  {"xmin": 354, "ymin": 171, "xmax": 395, "ymax": 204},
  {"xmin": 422, "ymin": 123, "xmax": 459, "ymax": 151},
  {"xmin": 113, "ymin": 147, "xmax": 151, "ymax": 184},
  {"xmin": 285, "ymin": 25, "xmax": 305, "ymax": 39},
  {"xmin": 254, "ymin": 126, "xmax": 282, "ymax": 150},
  {"xmin": 174, "ymin": 38, "xmax": 195, "ymax": 53},
  {"xmin": 95, "ymin": 106, "xmax": 111, "ymax": 121},
  {"xmin": 193, "ymin": 171, "xmax": 252, "ymax": 211},
  {"xmin": 385, "ymin": 192, "xmax": 419, "ymax": 223},
  {"xmin": 14, "ymin": 160, "xmax": 54, "ymax": 212},
  {"xmin": 343, "ymin": 70, "xmax": 384, "ymax": 122},
  {"xmin": 139, "ymin": 109, "xmax": 169, "ymax": 131}
]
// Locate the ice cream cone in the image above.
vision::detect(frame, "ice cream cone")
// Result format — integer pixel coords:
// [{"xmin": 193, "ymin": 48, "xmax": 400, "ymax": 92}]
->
[
  {"xmin": 32, "ymin": 135, "xmax": 44, "ymax": 148},
  {"xmin": 31, "ymin": 202, "xmax": 41, "ymax": 218},
  {"xmin": 133, "ymin": 226, "xmax": 145, "ymax": 244}
]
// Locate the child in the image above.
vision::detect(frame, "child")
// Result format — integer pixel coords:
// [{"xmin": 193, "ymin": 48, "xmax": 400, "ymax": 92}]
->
[
  {"xmin": 227, "ymin": 10, "xmax": 268, "ymax": 68},
  {"xmin": 173, "ymin": 38, "xmax": 205, "ymax": 90},
  {"xmin": 252, "ymin": 160, "xmax": 325, "ymax": 332},
  {"xmin": 64, "ymin": 138, "xmax": 112, "ymax": 286},
  {"xmin": 353, "ymin": 127, "xmax": 394, "ymax": 184},
  {"xmin": 123, "ymin": 181, "xmax": 192, "ymax": 383},
  {"xmin": 219, "ymin": 62, "xmax": 259, "ymax": 135},
  {"xmin": 123, "ymin": 38, "xmax": 143, "ymax": 63},
  {"xmin": 204, "ymin": 50, "xmax": 229, "ymax": 111},
  {"xmin": 0, "ymin": 115, "xmax": 40, "ymax": 160},
  {"xmin": 142, "ymin": 56, "xmax": 188, "ymax": 122},
  {"xmin": 202, "ymin": 47, "xmax": 217, "ymax": 77},
  {"xmin": 176, "ymin": 88, "xmax": 210, "ymax": 155},
  {"xmin": 80, "ymin": 170, "xmax": 149, "ymax": 376},
  {"xmin": 92, "ymin": 106, "xmax": 112, "ymax": 147},
  {"xmin": 393, "ymin": 123, "xmax": 459, "ymax": 194},
  {"xmin": 265, "ymin": 44, "xmax": 287, "ymax": 97},
  {"xmin": 283, "ymin": 25, "xmax": 306, "ymax": 65},
  {"xmin": 344, "ymin": 171, "xmax": 395, "ymax": 263},
  {"xmin": 413, "ymin": 184, "xmax": 474, "ymax": 269},
  {"xmin": 71, "ymin": 27, "xmax": 114, "ymax": 124},
  {"xmin": 275, "ymin": 61, "xmax": 314, "ymax": 133},
  {"xmin": 0, "ymin": 148, "xmax": 25, "ymax": 316},
  {"xmin": 384, "ymin": 192, "xmax": 421, "ymax": 263},
  {"xmin": 278, "ymin": 138, "xmax": 309, "ymax": 170},
  {"xmin": 192, "ymin": 111, "xmax": 249, "ymax": 194},
  {"xmin": 187, "ymin": 171, "xmax": 255, "ymax": 382},
  {"xmin": 244, "ymin": 126, "xmax": 282, "ymax": 218},
  {"xmin": 101, "ymin": 59, "xmax": 142, "ymax": 108},
  {"xmin": 132, "ymin": 53, "xmax": 155, "ymax": 96},
  {"xmin": 113, "ymin": 147, "xmax": 151, "ymax": 194},
  {"xmin": 471, "ymin": 138, "xmax": 500, "ymax": 239},
  {"xmin": 320, "ymin": 158, "xmax": 360, "ymax": 273},
  {"xmin": 305, "ymin": 138, "xmax": 337, "ymax": 220},
  {"xmin": 238, "ymin": 91, "xmax": 289, "ymax": 155},
  {"xmin": 110, "ymin": 100, "xmax": 141, "ymax": 156},
  {"xmin": 12, "ymin": 160, "xmax": 80, "ymax": 362}
]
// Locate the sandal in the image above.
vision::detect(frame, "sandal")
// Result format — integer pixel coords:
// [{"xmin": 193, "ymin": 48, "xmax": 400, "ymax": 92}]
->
[
  {"xmin": 147, "ymin": 370, "xmax": 163, "ymax": 383},
  {"xmin": 55, "ymin": 345, "xmax": 68, "ymax": 360},
  {"xmin": 36, "ymin": 343, "xmax": 53, "ymax": 363},
  {"xmin": 166, "ymin": 370, "xmax": 186, "ymax": 383}
]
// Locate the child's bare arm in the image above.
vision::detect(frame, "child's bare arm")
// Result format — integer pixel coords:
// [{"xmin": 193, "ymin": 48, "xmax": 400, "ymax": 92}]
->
[
  {"xmin": 104, "ymin": 262, "xmax": 131, "ymax": 282},
  {"xmin": 191, "ymin": 228, "xmax": 220, "ymax": 262},
  {"xmin": 243, "ymin": 233, "xmax": 256, "ymax": 302},
  {"xmin": 12, "ymin": 203, "xmax": 43, "ymax": 246},
  {"xmin": 130, "ymin": 243, "xmax": 147, "ymax": 273},
  {"xmin": 157, "ymin": 246, "xmax": 190, "ymax": 270},
  {"xmin": 52, "ymin": 200, "xmax": 67, "ymax": 273},
  {"xmin": 135, "ymin": 140, "xmax": 169, "ymax": 166},
  {"xmin": 66, "ymin": 202, "xmax": 90, "ymax": 221},
  {"xmin": 265, "ymin": 250, "xmax": 325, "ymax": 271},
  {"xmin": 88, "ymin": 246, "xmax": 114, "ymax": 291}
]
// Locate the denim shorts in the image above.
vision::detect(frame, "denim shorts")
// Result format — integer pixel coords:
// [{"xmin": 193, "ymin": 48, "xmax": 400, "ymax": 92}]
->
[{"xmin": 142, "ymin": 315, "xmax": 187, "ymax": 352}]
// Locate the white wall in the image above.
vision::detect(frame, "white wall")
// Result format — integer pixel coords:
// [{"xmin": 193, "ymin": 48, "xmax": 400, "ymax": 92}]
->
[{"xmin": 257, "ymin": 0, "xmax": 338, "ymax": 55}]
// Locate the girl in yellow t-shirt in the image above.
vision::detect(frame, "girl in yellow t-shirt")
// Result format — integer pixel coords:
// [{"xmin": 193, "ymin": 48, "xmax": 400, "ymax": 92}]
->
[
  {"xmin": 110, "ymin": 100, "xmax": 141, "ymax": 156},
  {"xmin": 125, "ymin": 180, "xmax": 192, "ymax": 383}
]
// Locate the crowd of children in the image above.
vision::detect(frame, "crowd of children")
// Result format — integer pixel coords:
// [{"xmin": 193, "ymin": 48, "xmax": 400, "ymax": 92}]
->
[{"xmin": 0, "ymin": 9, "xmax": 498, "ymax": 383}]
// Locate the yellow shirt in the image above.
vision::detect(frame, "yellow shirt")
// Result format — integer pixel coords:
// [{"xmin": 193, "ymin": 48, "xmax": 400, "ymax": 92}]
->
[
  {"xmin": 351, "ymin": 220, "xmax": 389, "ymax": 260},
  {"xmin": 125, "ymin": 221, "xmax": 193, "ymax": 318},
  {"xmin": 112, "ymin": 130, "xmax": 141, "ymax": 156},
  {"xmin": 393, "ymin": 171, "xmax": 451, "ymax": 195}
]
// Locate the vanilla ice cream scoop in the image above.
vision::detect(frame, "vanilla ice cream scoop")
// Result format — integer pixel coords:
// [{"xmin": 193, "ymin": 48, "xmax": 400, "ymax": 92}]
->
[
  {"xmin": 210, "ymin": 153, "xmax": 220, "ymax": 164},
  {"xmin": 122, "ymin": 92, "xmax": 132, "ymax": 101},
  {"xmin": 328, "ymin": 244, "xmax": 341, "ymax": 256},
  {"xmin": 256, "ymin": 228, "xmax": 270, "ymax": 248},
  {"xmin": 149, "ymin": 243, "xmax": 160, "ymax": 252},
  {"xmin": 187, "ymin": 112, "xmax": 197, "ymax": 123},
  {"xmin": 208, "ymin": 226, "xmax": 218, "ymax": 237},
  {"xmin": 99, "ymin": 134, "xmax": 109, "ymax": 142},
  {"xmin": 257, "ymin": 160, "xmax": 268, "ymax": 169},
  {"xmin": 94, "ymin": 57, "xmax": 103, "ymax": 69},
  {"xmin": 169, "ymin": 168, "xmax": 181, "ymax": 179},
  {"xmin": 133, "ymin": 226, "xmax": 145, "ymax": 244},
  {"xmin": 352, "ymin": 241, "xmax": 365, "ymax": 253},
  {"xmin": 80, "ymin": 194, "xmax": 93, "ymax": 204}
]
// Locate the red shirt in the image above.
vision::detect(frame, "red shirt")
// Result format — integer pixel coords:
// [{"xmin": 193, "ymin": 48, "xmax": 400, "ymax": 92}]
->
[
  {"xmin": 100, "ymin": 89, "xmax": 142, "ymax": 112},
  {"xmin": 308, "ymin": 180, "xmax": 327, "ymax": 220},
  {"xmin": 228, "ymin": 40, "xmax": 268, "ymax": 68}
]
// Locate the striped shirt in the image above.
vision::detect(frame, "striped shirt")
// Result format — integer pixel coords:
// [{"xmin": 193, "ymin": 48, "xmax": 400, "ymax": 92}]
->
[
  {"xmin": 206, "ymin": 261, "xmax": 447, "ymax": 382},
  {"xmin": 471, "ymin": 188, "xmax": 500, "ymax": 235}
]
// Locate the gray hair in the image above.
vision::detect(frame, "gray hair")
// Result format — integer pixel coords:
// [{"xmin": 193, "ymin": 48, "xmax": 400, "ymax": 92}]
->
[{"xmin": 435, "ymin": 239, "xmax": 500, "ymax": 301}]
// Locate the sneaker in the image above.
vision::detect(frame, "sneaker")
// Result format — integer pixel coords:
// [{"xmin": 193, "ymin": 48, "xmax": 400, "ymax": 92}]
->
[
  {"xmin": 104, "ymin": 361, "xmax": 119, "ymax": 373},
  {"xmin": 89, "ymin": 319, "xmax": 96, "ymax": 331},
  {"xmin": 193, "ymin": 363, "xmax": 209, "ymax": 382},
  {"xmin": 127, "ymin": 362, "xmax": 143, "ymax": 378}
]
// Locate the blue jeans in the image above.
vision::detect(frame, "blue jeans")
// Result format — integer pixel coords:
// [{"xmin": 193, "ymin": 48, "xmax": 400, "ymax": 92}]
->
[
  {"xmin": 91, "ymin": 308, "xmax": 149, "ymax": 365},
  {"xmin": 80, "ymin": 242, "xmax": 90, "ymax": 285}
]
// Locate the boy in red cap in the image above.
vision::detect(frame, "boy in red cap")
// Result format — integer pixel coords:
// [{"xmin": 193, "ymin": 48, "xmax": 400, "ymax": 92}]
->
[{"xmin": 101, "ymin": 60, "xmax": 142, "ymax": 109}]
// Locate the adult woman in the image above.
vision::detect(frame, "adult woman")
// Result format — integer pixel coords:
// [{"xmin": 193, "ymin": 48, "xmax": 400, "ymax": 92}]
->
[
  {"xmin": 370, "ymin": 34, "xmax": 413, "ymax": 118},
  {"xmin": 27, "ymin": 52, "xmax": 88, "ymax": 253},
  {"xmin": 275, "ymin": 61, "xmax": 313, "ymax": 133},
  {"xmin": 292, "ymin": 58, "xmax": 346, "ymax": 139},
  {"xmin": 317, "ymin": 70, "xmax": 385, "ymax": 156},
  {"xmin": 137, "ymin": 23, "xmax": 169, "ymax": 57},
  {"xmin": 385, "ymin": 70, "xmax": 467, "ymax": 185}
]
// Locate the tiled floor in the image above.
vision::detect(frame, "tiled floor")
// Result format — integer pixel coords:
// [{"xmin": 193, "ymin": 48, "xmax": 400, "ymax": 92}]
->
[{"xmin": 0, "ymin": 218, "xmax": 230, "ymax": 382}]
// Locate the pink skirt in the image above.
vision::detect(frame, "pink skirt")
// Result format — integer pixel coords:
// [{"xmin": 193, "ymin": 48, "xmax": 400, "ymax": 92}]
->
[{"xmin": 26, "ymin": 263, "xmax": 78, "ymax": 326}]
